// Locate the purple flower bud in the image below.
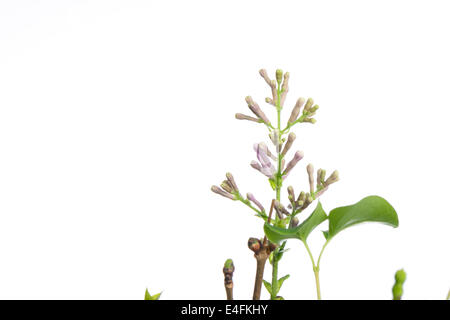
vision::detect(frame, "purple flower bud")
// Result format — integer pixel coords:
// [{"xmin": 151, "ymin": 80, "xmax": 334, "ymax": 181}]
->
[
  {"xmin": 253, "ymin": 143, "xmax": 276, "ymax": 161},
  {"xmin": 226, "ymin": 172, "xmax": 239, "ymax": 192},
  {"xmin": 280, "ymin": 72, "xmax": 290, "ymax": 108},
  {"xmin": 283, "ymin": 151, "xmax": 304, "ymax": 177},
  {"xmin": 281, "ymin": 132, "xmax": 296, "ymax": 157},
  {"xmin": 211, "ymin": 185, "xmax": 236, "ymax": 200},
  {"xmin": 288, "ymin": 98, "xmax": 305, "ymax": 124},
  {"xmin": 245, "ymin": 96, "xmax": 271, "ymax": 125},
  {"xmin": 307, "ymin": 164, "xmax": 315, "ymax": 194},
  {"xmin": 235, "ymin": 113, "xmax": 261, "ymax": 123},
  {"xmin": 259, "ymin": 69, "xmax": 271, "ymax": 86},
  {"xmin": 247, "ymin": 193, "xmax": 265, "ymax": 212}
]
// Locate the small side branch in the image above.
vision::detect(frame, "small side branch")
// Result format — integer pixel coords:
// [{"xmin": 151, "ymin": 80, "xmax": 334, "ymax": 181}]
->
[
  {"xmin": 249, "ymin": 200, "xmax": 276, "ymax": 300},
  {"xmin": 223, "ymin": 259, "xmax": 235, "ymax": 300}
]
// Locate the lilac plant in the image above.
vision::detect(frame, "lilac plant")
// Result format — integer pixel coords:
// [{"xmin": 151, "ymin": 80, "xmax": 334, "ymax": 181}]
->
[{"xmin": 211, "ymin": 68, "xmax": 399, "ymax": 300}]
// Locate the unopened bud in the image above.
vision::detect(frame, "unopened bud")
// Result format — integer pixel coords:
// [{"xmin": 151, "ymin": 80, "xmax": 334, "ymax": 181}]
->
[
  {"xmin": 287, "ymin": 186, "xmax": 295, "ymax": 203},
  {"xmin": 288, "ymin": 98, "xmax": 305, "ymax": 124},
  {"xmin": 297, "ymin": 191, "xmax": 306, "ymax": 204},
  {"xmin": 281, "ymin": 132, "xmax": 296, "ymax": 157},
  {"xmin": 235, "ymin": 113, "xmax": 261, "ymax": 123},
  {"xmin": 290, "ymin": 216, "xmax": 299, "ymax": 228},
  {"xmin": 247, "ymin": 192, "xmax": 265, "ymax": 212},
  {"xmin": 307, "ymin": 164, "xmax": 315, "ymax": 194},
  {"xmin": 248, "ymin": 237, "xmax": 261, "ymax": 254},
  {"xmin": 221, "ymin": 180, "xmax": 233, "ymax": 193},
  {"xmin": 211, "ymin": 185, "xmax": 236, "ymax": 200},
  {"xmin": 310, "ymin": 104, "xmax": 319, "ymax": 113},
  {"xmin": 280, "ymin": 72, "xmax": 290, "ymax": 108},
  {"xmin": 303, "ymin": 98, "xmax": 314, "ymax": 113},
  {"xmin": 226, "ymin": 172, "xmax": 239, "ymax": 192},
  {"xmin": 283, "ymin": 151, "xmax": 304, "ymax": 176},
  {"xmin": 303, "ymin": 118, "xmax": 316, "ymax": 124},
  {"xmin": 259, "ymin": 69, "xmax": 272, "ymax": 86},
  {"xmin": 270, "ymin": 129, "xmax": 280, "ymax": 152},
  {"xmin": 245, "ymin": 96, "xmax": 271, "ymax": 125},
  {"xmin": 276, "ymin": 69, "xmax": 283, "ymax": 85},
  {"xmin": 324, "ymin": 170, "xmax": 339, "ymax": 187}
]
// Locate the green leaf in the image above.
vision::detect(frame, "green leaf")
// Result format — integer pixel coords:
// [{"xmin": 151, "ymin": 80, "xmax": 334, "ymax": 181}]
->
[
  {"xmin": 296, "ymin": 202, "xmax": 328, "ymax": 241},
  {"xmin": 277, "ymin": 274, "xmax": 290, "ymax": 293},
  {"xmin": 264, "ymin": 201, "xmax": 328, "ymax": 243},
  {"xmin": 269, "ymin": 178, "xmax": 276, "ymax": 190},
  {"xmin": 145, "ymin": 288, "xmax": 162, "ymax": 300},
  {"xmin": 151, "ymin": 292, "xmax": 162, "ymax": 300},
  {"xmin": 327, "ymin": 195, "xmax": 398, "ymax": 239},
  {"xmin": 263, "ymin": 280, "xmax": 272, "ymax": 295},
  {"xmin": 144, "ymin": 288, "xmax": 151, "ymax": 300}
]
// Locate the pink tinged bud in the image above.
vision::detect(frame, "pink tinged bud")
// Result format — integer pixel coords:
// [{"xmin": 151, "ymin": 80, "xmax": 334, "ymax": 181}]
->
[
  {"xmin": 250, "ymin": 160, "xmax": 262, "ymax": 171},
  {"xmin": 280, "ymin": 72, "xmax": 290, "ymax": 108},
  {"xmin": 273, "ymin": 200, "xmax": 284, "ymax": 219},
  {"xmin": 235, "ymin": 113, "xmax": 261, "ymax": 123},
  {"xmin": 288, "ymin": 98, "xmax": 305, "ymax": 124},
  {"xmin": 281, "ymin": 132, "xmax": 296, "ymax": 157},
  {"xmin": 259, "ymin": 69, "xmax": 271, "ymax": 86},
  {"xmin": 324, "ymin": 170, "xmax": 339, "ymax": 187},
  {"xmin": 245, "ymin": 96, "xmax": 271, "ymax": 125},
  {"xmin": 307, "ymin": 164, "xmax": 315, "ymax": 194},
  {"xmin": 211, "ymin": 185, "xmax": 236, "ymax": 200},
  {"xmin": 253, "ymin": 143, "xmax": 276, "ymax": 161},
  {"xmin": 281, "ymin": 158, "xmax": 285, "ymax": 171},
  {"xmin": 226, "ymin": 172, "xmax": 239, "ymax": 192},
  {"xmin": 247, "ymin": 193, "xmax": 265, "ymax": 212},
  {"xmin": 283, "ymin": 151, "xmax": 304, "ymax": 177},
  {"xmin": 270, "ymin": 130, "xmax": 281, "ymax": 153}
]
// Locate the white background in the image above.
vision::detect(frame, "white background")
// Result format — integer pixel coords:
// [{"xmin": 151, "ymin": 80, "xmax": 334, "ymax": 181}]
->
[{"xmin": 0, "ymin": 0, "xmax": 449, "ymax": 300}]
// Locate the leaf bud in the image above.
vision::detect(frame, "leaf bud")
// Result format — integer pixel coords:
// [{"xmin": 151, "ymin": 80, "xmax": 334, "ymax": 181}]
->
[{"xmin": 248, "ymin": 237, "xmax": 262, "ymax": 254}]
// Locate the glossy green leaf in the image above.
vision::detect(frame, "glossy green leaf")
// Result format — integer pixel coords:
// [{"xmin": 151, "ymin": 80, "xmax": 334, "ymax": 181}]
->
[
  {"xmin": 296, "ymin": 202, "xmax": 328, "ymax": 241},
  {"xmin": 264, "ymin": 202, "xmax": 328, "ymax": 243},
  {"xmin": 327, "ymin": 195, "xmax": 398, "ymax": 239},
  {"xmin": 263, "ymin": 280, "xmax": 272, "ymax": 295}
]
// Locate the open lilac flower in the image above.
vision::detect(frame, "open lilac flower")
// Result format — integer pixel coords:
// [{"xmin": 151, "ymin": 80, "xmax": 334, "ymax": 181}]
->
[{"xmin": 250, "ymin": 142, "xmax": 276, "ymax": 178}]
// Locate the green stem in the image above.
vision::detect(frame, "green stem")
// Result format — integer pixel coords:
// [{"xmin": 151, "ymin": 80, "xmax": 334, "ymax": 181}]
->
[
  {"xmin": 271, "ymin": 83, "xmax": 282, "ymax": 299},
  {"xmin": 303, "ymin": 240, "xmax": 329, "ymax": 300}
]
